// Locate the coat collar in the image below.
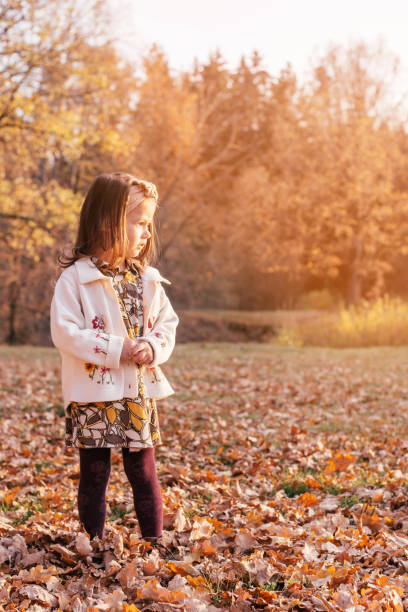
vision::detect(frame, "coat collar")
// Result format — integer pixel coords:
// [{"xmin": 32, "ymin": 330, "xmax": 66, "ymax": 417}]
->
[{"xmin": 75, "ymin": 256, "xmax": 171, "ymax": 285}]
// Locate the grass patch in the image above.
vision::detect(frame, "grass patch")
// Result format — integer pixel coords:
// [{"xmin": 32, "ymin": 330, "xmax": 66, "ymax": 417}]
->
[
  {"xmin": 10, "ymin": 496, "xmax": 47, "ymax": 526},
  {"xmin": 260, "ymin": 578, "xmax": 285, "ymax": 591},
  {"xmin": 35, "ymin": 462, "xmax": 51, "ymax": 473},
  {"xmin": 281, "ymin": 479, "xmax": 309, "ymax": 497},
  {"xmin": 53, "ymin": 404, "xmax": 65, "ymax": 417},
  {"xmin": 340, "ymin": 495, "xmax": 363, "ymax": 509},
  {"xmin": 1, "ymin": 501, "xmax": 20, "ymax": 513},
  {"xmin": 108, "ymin": 502, "xmax": 132, "ymax": 522}
]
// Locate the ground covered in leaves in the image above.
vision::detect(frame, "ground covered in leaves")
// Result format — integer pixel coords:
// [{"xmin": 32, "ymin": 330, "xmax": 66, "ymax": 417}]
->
[{"xmin": 1, "ymin": 342, "xmax": 408, "ymax": 610}]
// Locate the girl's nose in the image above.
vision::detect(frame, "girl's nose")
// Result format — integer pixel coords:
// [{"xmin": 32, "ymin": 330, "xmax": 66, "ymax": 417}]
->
[{"xmin": 142, "ymin": 227, "xmax": 151, "ymax": 238}]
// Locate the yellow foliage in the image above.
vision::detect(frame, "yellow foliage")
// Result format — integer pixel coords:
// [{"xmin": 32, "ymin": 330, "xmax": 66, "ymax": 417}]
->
[
  {"xmin": 279, "ymin": 295, "xmax": 408, "ymax": 347},
  {"xmin": 276, "ymin": 327, "xmax": 303, "ymax": 347}
]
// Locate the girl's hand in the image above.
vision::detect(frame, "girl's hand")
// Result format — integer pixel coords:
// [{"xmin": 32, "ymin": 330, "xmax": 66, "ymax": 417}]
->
[
  {"xmin": 121, "ymin": 337, "xmax": 138, "ymax": 361},
  {"xmin": 130, "ymin": 340, "xmax": 154, "ymax": 365}
]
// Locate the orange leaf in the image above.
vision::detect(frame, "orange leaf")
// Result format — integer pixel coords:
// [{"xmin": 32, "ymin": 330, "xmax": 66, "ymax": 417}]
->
[
  {"xmin": 305, "ymin": 476, "xmax": 321, "ymax": 490},
  {"xmin": 256, "ymin": 588, "xmax": 278, "ymax": 602},
  {"xmin": 325, "ymin": 452, "xmax": 355, "ymax": 472},
  {"xmin": 202, "ymin": 470, "xmax": 219, "ymax": 482},
  {"xmin": 2, "ymin": 487, "xmax": 21, "ymax": 505},
  {"xmin": 296, "ymin": 492, "xmax": 319, "ymax": 506},
  {"xmin": 198, "ymin": 540, "xmax": 217, "ymax": 555},
  {"xmin": 186, "ymin": 575, "xmax": 206, "ymax": 587},
  {"xmin": 136, "ymin": 579, "xmax": 186, "ymax": 604}
]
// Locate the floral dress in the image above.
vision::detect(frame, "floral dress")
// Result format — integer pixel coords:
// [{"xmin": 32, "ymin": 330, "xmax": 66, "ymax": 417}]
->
[{"xmin": 65, "ymin": 256, "xmax": 162, "ymax": 452}]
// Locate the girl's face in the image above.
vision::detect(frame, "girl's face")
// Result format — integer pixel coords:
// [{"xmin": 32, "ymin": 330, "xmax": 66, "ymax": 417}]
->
[{"xmin": 125, "ymin": 196, "xmax": 156, "ymax": 259}]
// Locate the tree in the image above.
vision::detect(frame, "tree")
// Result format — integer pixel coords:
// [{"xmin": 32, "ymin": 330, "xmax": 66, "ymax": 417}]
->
[
  {"xmin": 0, "ymin": 0, "xmax": 138, "ymax": 342},
  {"xmin": 225, "ymin": 41, "xmax": 408, "ymax": 306}
]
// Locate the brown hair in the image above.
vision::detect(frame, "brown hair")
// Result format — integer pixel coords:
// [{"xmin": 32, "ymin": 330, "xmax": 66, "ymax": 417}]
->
[{"xmin": 57, "ymin": 172, "xmax": 159, "ymax": 272}]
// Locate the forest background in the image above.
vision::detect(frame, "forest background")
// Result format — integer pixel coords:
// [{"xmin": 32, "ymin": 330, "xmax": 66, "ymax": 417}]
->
[{"xmin": 2, "ymin": 0, "xmax": 408, "ymax": 345}]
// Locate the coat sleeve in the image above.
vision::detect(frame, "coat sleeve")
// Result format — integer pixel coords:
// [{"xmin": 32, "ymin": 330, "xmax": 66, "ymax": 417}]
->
[
  {"xmin": 50, "ymin": 269, "xmax": 124, "ymax": 369},
  {"xmin": 139, "ymin": 283, "xmax": 179, "ymax": 367}
]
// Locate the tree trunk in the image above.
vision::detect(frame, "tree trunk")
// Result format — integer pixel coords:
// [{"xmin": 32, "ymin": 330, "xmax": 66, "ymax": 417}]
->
[
  {"xmin": 347, "ymin": 234, "xmax": 362, "ymax": 306},
  {"xmin": 5, "ymin": 280, "xmax": 20, "ymax": 344}
]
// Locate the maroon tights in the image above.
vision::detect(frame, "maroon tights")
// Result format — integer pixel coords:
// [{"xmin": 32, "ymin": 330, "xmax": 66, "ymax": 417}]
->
[{"xmin": 77, "ymin": 446, "xmax": 163, "ymax": 540}]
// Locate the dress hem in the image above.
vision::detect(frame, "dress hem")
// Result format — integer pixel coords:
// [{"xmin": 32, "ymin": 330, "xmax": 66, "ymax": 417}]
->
[{"xmin": 65, "ymin": 440, "xmax": 163, "ymax": 451}]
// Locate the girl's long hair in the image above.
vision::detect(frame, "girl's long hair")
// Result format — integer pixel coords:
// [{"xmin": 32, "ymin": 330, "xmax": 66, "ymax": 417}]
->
[{"xmin": 57, "ymin": 172, "xmax": 159, "ymax": 272}]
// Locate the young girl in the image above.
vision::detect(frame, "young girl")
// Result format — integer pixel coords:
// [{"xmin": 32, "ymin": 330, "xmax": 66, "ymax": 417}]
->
[{"xmin": 50, "ymin": 172, "xmax": 179, "ymax": 554}]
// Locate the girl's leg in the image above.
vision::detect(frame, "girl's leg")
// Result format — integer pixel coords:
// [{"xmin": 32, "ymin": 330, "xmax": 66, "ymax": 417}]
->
[
  {"xmin": 77, "ymin": 447, "xmax": 111, "ymax": 539},
  {"xmin": 122, "ymin": 447, "xmax": 163, "ymax": 538}
]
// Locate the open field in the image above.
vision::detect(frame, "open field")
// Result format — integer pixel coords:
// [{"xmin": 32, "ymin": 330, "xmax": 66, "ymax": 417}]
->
[{"xmin": 1, "ymin": 343, "xmax": 408, "ymax": 609}]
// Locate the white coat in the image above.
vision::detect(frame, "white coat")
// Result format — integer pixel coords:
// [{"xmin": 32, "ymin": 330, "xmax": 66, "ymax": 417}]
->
[{"xmin": 50, "ymin": 256, "xmax": 179, "ymax": 409}]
